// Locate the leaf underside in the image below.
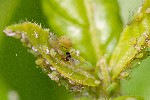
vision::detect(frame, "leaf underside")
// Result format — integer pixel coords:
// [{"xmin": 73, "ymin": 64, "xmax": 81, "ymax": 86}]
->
[{"xmin": 3, "ymin": 22, "xmax": 100, "ymax": 90}]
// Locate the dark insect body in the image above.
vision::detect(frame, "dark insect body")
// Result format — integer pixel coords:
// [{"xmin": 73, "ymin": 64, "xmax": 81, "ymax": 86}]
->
[{"xmin": 66, "ymin": 52, "xmax": 71, "ymax": 61}]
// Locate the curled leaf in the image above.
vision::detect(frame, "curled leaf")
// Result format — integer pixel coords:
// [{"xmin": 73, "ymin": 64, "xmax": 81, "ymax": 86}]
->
[{"xmin": 3, "ymin": 22, "xmax": 100, "ymax": 90}]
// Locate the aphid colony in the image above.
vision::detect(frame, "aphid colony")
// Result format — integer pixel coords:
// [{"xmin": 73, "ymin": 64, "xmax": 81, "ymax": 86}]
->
[
  {"xmin": 35, "ymin": 33, "xmax": 97, "ymax": 92},
  {"xmin": 47, "ymin": 33, "xmax": 94, "ymax": 72},
  {"xmin": 48, "ymin": 34, "xmax": 74, "ymax": 62},
  {"xmin": 3, "ymin": 22, "xmax": 99, "ymax": 93}
]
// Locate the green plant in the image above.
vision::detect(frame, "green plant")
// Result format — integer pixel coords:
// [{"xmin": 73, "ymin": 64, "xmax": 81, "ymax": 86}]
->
[{"xmin": 2, "ymin": 0, "xmax": 150, "ymax": 99}]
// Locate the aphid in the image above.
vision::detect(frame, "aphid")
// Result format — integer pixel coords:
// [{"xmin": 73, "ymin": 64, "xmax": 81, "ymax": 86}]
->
[
  {"xmin": 120, "ymin": 71, "xmax": 129, "ymax": 79},
  {"xmin": 145, "ymin": 8, "xmax": 150, "ymax": 14},
  {"xmin": 65, "ymin": 52, "xmax": 71, "ymax": 61},
  {"xmin": 59, "ymin": 36, "xmax": 72, "ymax": 52},
  {"xmin": 50, "ymin": 48, "xmax": 57, "ymax": 57},
  {"xmin": 135, "ymin": 13, "xmax": 143, "ymax": 21},
  {"xmin": 59, "ymin": 36, "xmax": 72, "ymax": 48}
]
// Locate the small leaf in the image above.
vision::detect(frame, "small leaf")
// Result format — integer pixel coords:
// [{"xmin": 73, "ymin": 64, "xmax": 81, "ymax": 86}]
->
[
  {"xmin": 110, "ymin": 1, "xmax": 150, "ymax": 80},
  {"xmin": 3, "ymin": 22, "xmax": 100, "ymax": 89},
  {"xmin": 42, "ymin": 0, "xmax": 123, "ymax": 63}
]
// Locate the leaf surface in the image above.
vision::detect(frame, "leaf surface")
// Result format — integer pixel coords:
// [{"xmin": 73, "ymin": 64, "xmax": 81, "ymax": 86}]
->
[
  {"xmin": 4, "ymin": 22, "xmax": 100, "ymax": 87},
  {"xmin": 110, "ymin": 0, "xmax": 150, "ymax": 80},
  {"xmin": 42, "ymin": 0, "xmax": 123, "ymax": 63}
]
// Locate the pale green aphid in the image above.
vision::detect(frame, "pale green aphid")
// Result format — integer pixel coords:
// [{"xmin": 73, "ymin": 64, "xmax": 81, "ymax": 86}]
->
[
  {"xmin": 50, "ymin": 48, "xmax": 57, "ymax": 57},
  {"xmin": 3, "ymin": 22, "xmax": 100, "ymax": 90}
]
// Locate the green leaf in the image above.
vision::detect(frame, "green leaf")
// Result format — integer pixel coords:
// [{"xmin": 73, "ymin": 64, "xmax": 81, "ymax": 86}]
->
[
  {"xmin": 110, "ymin": 0, "xmax": 150, "ymax": 80},
  {"xmin": 113, "ymin": 96, "xmax": 144, "ymax": 100},
  {"xmin": 0, "ymin": 0, "xmax": 71, "ymax": 99},
  {"xmin": 42, "ymin": 0, "xmax": 123, "ymax": 63},
  {"xmin": 3, "ymin": 22, "xmax": 100, "ymax": 88},
  {"xmin": 0, "ymin": 76, "xmax": 9, "ymax": 100}
]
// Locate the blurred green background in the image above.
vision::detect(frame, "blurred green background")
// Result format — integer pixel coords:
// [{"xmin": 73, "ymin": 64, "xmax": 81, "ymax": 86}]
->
[{"xmin": 0, "ymin": 0, "xmax": 150, "ymax": 100}]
